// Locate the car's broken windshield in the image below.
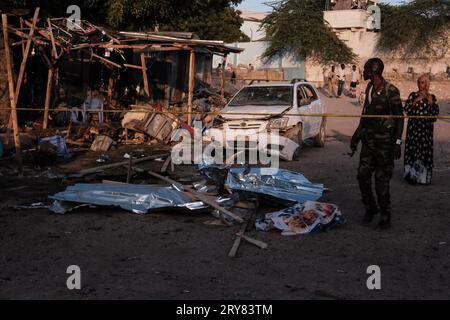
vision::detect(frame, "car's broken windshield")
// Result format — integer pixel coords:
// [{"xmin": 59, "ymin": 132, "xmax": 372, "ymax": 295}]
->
[{"xmin": 228, "ymin": 86, "xmax": 293, "ymax": 106}]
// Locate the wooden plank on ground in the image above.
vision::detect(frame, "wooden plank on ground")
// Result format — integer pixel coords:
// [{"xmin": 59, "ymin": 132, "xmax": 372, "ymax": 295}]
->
[
  {"xmin": 146, "ymin": 170, "xmax": 244, "ymax": 223},
  {"xmin": 160, "ymin": 155, "xmax": 171, "ymax": 173}
]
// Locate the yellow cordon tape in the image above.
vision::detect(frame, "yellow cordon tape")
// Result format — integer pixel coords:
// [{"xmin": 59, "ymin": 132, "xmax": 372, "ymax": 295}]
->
[{"xmin": 0, "ymin": 108, "xmax": 449, "ymax": 120}]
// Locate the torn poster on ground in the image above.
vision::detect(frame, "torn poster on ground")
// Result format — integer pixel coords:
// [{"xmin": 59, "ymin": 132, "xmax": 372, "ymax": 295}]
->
[{"xmin": 255, "ymin": 201, "xmax": 345, "ymax": 236}]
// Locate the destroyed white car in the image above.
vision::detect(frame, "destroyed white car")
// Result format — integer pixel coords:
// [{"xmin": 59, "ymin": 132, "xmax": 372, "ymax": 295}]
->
[{"xmin": 204, "ymin": 80, "xmax": 326, "ymax": 161}]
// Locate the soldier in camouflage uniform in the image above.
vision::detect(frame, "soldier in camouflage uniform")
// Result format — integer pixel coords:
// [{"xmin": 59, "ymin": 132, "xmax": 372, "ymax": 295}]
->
[{"xmin": 350, "ymin": 58, "xmax": 404, "ymax": 229}]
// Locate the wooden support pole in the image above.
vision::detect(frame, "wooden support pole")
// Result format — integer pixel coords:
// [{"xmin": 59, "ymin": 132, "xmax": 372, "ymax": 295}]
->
[
  {"xmin": 140, "ymin": 53, "xmax": 150, "ymax": 97},
  {"xmin": 107, "ymin": 75, "xmax": 114, "ymax": 106},
  {"xmin": 14, "ymin": 7, "xmax": 40, "ymax": 106},
  {"xmin": 47, "ymin": 18, "xmax": 58, "ymax": 59},
  {"xmin": 5, "ymin": 8, "xmax": 39, "ymax": 148},
  {"xmin": 221, "ymin": 54, "xmax": 227, "ymax": 98},
  {"xmin": 43, "ymin": 68, "xmax": 53, "ymax": 129},
  {"xmin": 187, "ymin": 49, "xmax": 195, "ymax": 125},
  {"xmin": 2, "ymin": 14, "xmax": 23, "ymax": 175},
  {"xmin": 19, "ymin": 18, "xmax": 25, "ymax": 55}
]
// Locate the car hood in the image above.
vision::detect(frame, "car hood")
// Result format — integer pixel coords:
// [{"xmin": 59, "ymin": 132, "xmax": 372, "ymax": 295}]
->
[{"xmin": 220, "ymin": 105, "xmax": 292, "ymax": 120}]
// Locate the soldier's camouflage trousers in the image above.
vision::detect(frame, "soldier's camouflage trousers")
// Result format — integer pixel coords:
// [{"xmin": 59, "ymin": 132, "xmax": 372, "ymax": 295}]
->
[{"xmin": 357, "ymin": 139, "xmax": 395, "ymax": 219}]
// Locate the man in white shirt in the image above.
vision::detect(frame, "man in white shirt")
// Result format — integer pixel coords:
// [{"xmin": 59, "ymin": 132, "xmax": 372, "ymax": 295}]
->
[
  {"xmin": 350, "ymin": 65, "xmax": 361, "ymax": 98},
  {"xmin": 336, "ymin": 64, "xmax": 346, "ymax": 97}
]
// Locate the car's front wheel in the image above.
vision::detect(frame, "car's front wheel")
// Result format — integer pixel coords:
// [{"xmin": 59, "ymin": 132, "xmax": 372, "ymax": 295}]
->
[{"xmin": 313, "ymin": 117, "xmax": 326, "ymax": 147}]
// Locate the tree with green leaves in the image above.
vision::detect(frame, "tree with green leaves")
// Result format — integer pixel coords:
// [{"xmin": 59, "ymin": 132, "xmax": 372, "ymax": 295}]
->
[
  {"xmin": 377, "ymin": 0, "xmax": 450, "ymax": 60},
  {"xmin": 1, "ymin": 0, "xmax": 249, "ymax": 42},
  {"xmin": 261, "ymin": 0, "xmax": 357, "ymax": 65}
]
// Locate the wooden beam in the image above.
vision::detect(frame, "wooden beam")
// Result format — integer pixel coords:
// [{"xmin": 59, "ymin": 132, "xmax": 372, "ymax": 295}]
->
[
  {"xmin": 147, "ymin": 46, "xmax": 185, "ymax": 52},
  {"xmin": 228, "ymin": 218, "xmax": 249, "ymax": 258},
  {"xmin": 37, "ymin": 47, "xmax": 53, "ymax": 70},
  {"xmin": 91, "ymin": 52, "xmax": 122, "ymax": 68},
  {"xmin": 123, "ymin": 63, "xmax": 143, "ymax": 70},
  {"xmin": 160, "ymin": 155, "xmax": 171, "ymax": 173},
  {"xmin": 43, "ymin": 68, "xmax": 53, "ymax": 129},
  {"xmin": 221, "ymin": 54, "xmax": 227, "ymax": 98},
  {"xmin": 99, "ymin": 44, "xmax": 148, "ymax": 50},
  {"xmin": 187, "ymin": 50, "xmax": 195, "ymax": 125},
  {"xmin": 19, "ymin": 18, "xmax": 25, "ymax": 55},
  {"xmin": 23, "ymin": 18, "xmax": 61, "ymax": 46},
  {"xmin": 13, "ymin": 7, "xmax": 40, "ymax": 107},
  {"xmin": 7, "ymin": 26, "xmax": 48, "ymax": 46},
  {"xmin": 47, "ymin": 18, "xmax": 58, "ymax": 59},
  {"xmin": 2, "ymin": 14, "xmax": 23, "ymax": 175},
  {"xmin": 107, "ymin": 75, "xmax": 114, "ymax": 106},
  {"xmin": 140, "ymin": 53, "xmax": 150, "ymax": 97}
]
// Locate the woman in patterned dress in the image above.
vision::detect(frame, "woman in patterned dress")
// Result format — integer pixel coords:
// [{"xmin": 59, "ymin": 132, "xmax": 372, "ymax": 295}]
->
[{"xmin": 403, "ymin": 74, "xmax": 439, "ymax": 185}]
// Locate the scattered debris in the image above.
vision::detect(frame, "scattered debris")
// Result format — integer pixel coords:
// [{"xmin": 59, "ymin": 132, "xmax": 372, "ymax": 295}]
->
[
  {"xmin": 146, "ymin": 170, "xmax": 244, "ymax": 223},
  {"xmin": 96, "ymin": 154, "xmax": 110, "ymax": 164},
  {"xmin": 38, "ymin": 135, "xmax": 71, "ymax": 159},
  {"xmin": 69, "ymin": 153, "xmax": 169, "ymax": 178},
  {"xmin": 10, "ymin": 202, "xmax": 49, "ymax": 210},
  {"xmin": 90, "ymin": 135, "xmax": 114, "ymax": 152}
]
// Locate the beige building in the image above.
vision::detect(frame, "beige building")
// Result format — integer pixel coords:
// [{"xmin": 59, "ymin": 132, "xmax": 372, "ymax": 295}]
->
[{"xmin": 306, "ymin": 0, "xmax": 450, "ymax": 85}]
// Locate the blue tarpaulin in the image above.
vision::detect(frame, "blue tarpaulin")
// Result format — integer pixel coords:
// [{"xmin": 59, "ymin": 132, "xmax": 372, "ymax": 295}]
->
[{"xmin": 49, "ymin": 183, "xmax": 205, "ymax": 214}]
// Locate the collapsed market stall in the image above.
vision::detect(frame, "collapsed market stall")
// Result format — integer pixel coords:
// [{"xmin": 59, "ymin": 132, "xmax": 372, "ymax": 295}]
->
[{"xmin": 0, "ymin": 7, "xmax": 243, "ymax": 174}]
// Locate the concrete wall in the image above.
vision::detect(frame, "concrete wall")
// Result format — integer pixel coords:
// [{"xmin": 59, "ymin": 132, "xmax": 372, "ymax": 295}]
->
[
  {"xmin": 214, "ymin": 15, "xmax": 305, "ymax": 80},
  {"xmin": 214, "ymin": 41, "xmax": 305, "ymax": 80},
  {"xmin": 324, "ymin": 9, "xmax": 368, "ymax": 29},
  {"xmin": 240, "ymin": 20, "xmax": 266, "ymax": 42},
  {"xmin": 305, "ymin": 9, "xmax": 450, "ymax": 85}
]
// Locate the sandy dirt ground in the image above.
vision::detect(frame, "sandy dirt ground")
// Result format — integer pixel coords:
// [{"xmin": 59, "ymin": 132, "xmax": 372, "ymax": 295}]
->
[{"xmin": 1, "ymin": 82, "xmax": 449, "ymax": 300}]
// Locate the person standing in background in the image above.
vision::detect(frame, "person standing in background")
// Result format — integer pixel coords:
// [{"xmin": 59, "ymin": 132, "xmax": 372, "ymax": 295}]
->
[
  {"xmin": 327, "ymin": 65, "xmax": 337, "ymax": 98},
  {"xmin": 403, "ymin": 74, "xmax": 439, "ymax": 185},
  {"xmin": 350, "ymin": 65, "xmax": 360, "ymax": 98},
  {"xmin": 336, "ymin": 64, "xmax": 347, "ymax": 97}
]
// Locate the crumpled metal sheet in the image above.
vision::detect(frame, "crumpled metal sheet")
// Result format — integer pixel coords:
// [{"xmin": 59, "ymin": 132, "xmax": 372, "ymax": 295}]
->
[
  {"xmin": 225, "ymin": 167, "xmax": 324, "ymax": 203},
  {"xmin": 49, "ymin": 183, "xmax": 206, "ymax": 214}
]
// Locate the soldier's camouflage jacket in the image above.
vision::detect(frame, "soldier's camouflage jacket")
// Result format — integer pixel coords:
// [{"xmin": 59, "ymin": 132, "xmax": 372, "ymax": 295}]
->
[{"xmin": 359, "ymin": 79, "xmax": 403, "ymax": 145}]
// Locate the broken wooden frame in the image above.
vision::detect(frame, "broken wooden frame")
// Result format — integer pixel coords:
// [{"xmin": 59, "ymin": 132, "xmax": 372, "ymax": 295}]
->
[{"xmin": 1, "ymin": 8, "xmax": 242, "ymax": 175}]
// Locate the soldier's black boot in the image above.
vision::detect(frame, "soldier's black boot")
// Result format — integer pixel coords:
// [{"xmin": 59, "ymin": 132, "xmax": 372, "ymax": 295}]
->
[
  {"xmin": 376, "ymin": 212, "xmax": 391, "ymax": 230},
  {"xmin": 362, "ymin": 207, "xmax": 377, "ymax": 226}
]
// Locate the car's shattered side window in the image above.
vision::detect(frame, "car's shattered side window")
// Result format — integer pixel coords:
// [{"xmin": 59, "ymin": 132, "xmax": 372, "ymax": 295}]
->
[{"xmin": 228, "ymin": 86, "xmax": 293, "ymax": 106}]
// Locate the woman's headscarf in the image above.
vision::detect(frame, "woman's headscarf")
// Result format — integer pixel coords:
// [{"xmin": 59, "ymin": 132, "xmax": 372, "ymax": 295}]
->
[{"xmin": 417, "ymin": 74, "xmax": 431, "ymax": 93}]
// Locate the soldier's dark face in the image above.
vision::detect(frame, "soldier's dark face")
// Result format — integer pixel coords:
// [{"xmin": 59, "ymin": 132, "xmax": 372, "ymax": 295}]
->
[{"xmin": 363, "ymin": 64, "xmax": 372, "ymax": 81}]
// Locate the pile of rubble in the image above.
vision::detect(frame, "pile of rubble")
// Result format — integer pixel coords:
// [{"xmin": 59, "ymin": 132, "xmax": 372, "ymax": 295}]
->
[{"xmin": 19, "ymin": 156, "xmax": 344, "ymax": 257}]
